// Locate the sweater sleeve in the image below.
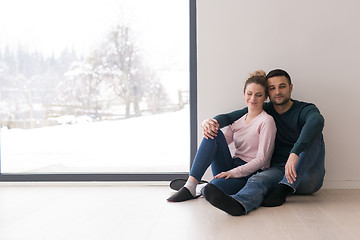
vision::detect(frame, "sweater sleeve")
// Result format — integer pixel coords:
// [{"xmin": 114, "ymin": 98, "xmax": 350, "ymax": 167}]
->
[
  {"xmin": 213, "ymin": 108, "xmax": 248, "ymax": 128},
  {"xmin": 290, "ymin": 105, "xmax": 324, "ymax": 155},
  {"xmin": 229, "ymin": 116, "xmax": 277, "ymax": 178}
]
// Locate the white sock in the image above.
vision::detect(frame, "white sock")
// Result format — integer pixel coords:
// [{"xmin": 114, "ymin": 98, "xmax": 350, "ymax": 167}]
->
[{"xmin": 184, "ymin": 179, "xmax": 197, "ymax": 197}]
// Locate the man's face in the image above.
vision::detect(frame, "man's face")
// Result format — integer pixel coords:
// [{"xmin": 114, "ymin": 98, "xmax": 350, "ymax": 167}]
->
[{"xmin": 267, "ymin": 76, "xmax": 293, "ymax": 105}]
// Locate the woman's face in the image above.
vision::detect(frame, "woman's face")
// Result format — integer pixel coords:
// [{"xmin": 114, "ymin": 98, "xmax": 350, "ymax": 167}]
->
[{"xmin": 243, "ymin": 83, "xmax": 267, "ymax": 111}]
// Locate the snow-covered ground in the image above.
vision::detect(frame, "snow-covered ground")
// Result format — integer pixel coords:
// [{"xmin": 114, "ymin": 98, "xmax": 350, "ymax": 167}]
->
[{"xmin": 1, "ymin": 107, "xmax": 190, "ymax": 173}]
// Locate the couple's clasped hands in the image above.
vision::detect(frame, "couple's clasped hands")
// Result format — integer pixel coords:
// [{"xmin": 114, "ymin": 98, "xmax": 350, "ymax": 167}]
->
[{"xmin": 201, "ymin": 118, "xmax": 220, "ymax": 139}]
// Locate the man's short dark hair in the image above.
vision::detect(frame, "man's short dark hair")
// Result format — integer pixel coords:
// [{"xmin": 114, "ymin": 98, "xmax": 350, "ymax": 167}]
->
[{"xmin": 266, "ymin": 69, "xmax": 292, "ymax": 85}]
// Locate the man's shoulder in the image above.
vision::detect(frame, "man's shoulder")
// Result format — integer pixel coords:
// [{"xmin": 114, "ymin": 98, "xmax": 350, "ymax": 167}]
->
[
  {"xmin": 293, "ymin": 99, "xmax": 316, "ymax": 106},
  {"xmin": 292, "ymin": 99, "xmax": 319, "ymax": 112},
  {"xmin": 292, "ymin": 99, "xmax": 323, "ymax": 123}
]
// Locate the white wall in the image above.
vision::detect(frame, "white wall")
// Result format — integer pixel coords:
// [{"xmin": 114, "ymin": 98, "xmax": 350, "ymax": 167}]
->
[{"xmin": 197, "ymin": 0, "xmax": 360, "ymax": 188}]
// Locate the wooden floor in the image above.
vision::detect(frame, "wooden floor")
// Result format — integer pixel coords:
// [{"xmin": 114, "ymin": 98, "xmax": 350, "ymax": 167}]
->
[{"xmin": 0, "ymin": 183, "xmax": 359, "ymax": 240}]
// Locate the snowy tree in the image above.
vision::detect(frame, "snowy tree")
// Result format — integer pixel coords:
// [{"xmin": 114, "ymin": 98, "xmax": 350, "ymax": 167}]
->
[
  {"xmin": 56, "ymin": 23, "xmax": 171, "ymax": 119},
  {"xmin": 99, "ymin": 24, "xmax": 150, "ymax": 117},
  {"xmin": 60, "ymin": 61, "xmax": 102, "ymax": 117}
]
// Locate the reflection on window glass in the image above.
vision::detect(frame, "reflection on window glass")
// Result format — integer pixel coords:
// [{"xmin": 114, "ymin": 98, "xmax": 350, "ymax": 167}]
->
[{"xmin": 0, "ymin": 0, "xmax": 189, "ymax": 173}]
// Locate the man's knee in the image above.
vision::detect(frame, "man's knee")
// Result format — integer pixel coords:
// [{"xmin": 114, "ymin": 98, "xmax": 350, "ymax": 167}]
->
[{"xmin": 295, "ymin": 173, "xmax": 325, "ymax": 195}]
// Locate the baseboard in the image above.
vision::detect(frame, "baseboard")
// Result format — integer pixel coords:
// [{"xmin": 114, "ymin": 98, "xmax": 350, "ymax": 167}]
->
[{"xmin": 322, "ymin": 180, "xmax": 360, "ymax": 189}]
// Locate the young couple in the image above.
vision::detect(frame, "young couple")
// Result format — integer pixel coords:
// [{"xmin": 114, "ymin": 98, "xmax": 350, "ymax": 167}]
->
[{"xmin": 167, "ymin": 69, "xmax": 325, "ymax": 216}]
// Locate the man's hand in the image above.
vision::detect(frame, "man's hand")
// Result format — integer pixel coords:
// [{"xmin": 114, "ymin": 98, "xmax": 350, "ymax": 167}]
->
[
  {"xmin": 201, "ymin": 119, "xmax": 219, "ymax": 139},
  {"xmin": 285, "ymin": 153, "xmax": 299, "ymax": 184},
  {"xmin": 214, "ymin": 171, "xmax": 233, "ymax": 179}
]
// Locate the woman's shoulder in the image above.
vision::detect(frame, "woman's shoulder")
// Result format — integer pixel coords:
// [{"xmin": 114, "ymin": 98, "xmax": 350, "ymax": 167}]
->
[
  {"xmin": 259, "ymin": 111, "xmax": 276, "ymax": 127},
  {"xmin": 260, "ymin": 110, "xmax": 275, "ymax": 121}
]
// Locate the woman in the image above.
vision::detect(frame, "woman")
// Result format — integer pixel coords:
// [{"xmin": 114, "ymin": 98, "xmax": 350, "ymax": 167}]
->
[{"xmin": 167, "ymin": 70, "xmax": 276, "ymax": 202}]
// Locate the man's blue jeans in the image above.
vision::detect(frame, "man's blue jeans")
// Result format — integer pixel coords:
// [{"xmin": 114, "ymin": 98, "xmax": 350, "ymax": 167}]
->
[
  {"xmin": 232, "ymin": 134, "xmax": 325, "ymax": 214},
  {"xmin": 189, "ymin": 130, "xmax": 254, "ymax": 195}
]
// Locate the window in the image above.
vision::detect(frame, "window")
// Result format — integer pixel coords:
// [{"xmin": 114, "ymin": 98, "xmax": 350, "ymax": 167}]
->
[{"xmin": 0, "ymin": 0, "xmax": 196, "ymax": 181}]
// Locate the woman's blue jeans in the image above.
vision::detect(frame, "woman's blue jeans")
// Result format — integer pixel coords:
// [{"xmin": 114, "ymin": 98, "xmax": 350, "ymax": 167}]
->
[
  {"xmin": 232, "ymin": 134, "xmax": 325, "ymax": 214},
  {"xmin": 189, "ymin": 130, "xmax": 253, "ymax": 195}
]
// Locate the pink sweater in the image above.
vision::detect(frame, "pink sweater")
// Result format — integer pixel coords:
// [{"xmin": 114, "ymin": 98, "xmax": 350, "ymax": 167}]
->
[{"xmin": 223, "ymin": 110, "xmax": 276, "ymax": 178}]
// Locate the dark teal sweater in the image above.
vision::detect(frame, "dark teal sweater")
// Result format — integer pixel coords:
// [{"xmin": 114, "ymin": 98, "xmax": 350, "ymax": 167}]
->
[{"xmin": 214, "ymin": 100, "xmax": 324, "ymax": 166}]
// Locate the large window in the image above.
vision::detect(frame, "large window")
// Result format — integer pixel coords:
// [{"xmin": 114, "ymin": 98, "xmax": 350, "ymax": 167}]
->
[{"xmin": 0, "ymin": 0, "xmax": 196, "ymax": 180}]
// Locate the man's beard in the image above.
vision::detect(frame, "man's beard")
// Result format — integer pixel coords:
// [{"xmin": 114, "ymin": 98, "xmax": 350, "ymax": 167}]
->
[{"xmin": 272, "ymin": 96, "xmax": 290, "ymax": 106}]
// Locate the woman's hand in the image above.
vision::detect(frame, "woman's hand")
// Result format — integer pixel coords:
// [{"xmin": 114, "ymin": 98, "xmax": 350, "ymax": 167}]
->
[
  {"xmin": 201, "ymin": 119, "xmax": 219, "ymax": 139},
  {"xmin": 214, "ymin": 171, "xmax": 233, "ymax": 179}
]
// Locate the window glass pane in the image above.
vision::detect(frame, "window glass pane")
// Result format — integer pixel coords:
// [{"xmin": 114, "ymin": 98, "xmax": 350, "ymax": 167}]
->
[{"xmin": 0, "ymin": 0, "xmax": 189, "ymax": 173}]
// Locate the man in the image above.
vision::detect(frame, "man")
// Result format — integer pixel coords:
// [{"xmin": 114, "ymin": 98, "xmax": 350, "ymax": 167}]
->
[{"xmin": 201, "ymin": 69, "xmax": 325, "ymax": 216}]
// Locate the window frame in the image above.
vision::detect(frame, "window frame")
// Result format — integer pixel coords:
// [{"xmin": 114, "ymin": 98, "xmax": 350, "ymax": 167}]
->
[{"xmin": 0, "ymin": 0, "xmax": 197, "ymax": 182}]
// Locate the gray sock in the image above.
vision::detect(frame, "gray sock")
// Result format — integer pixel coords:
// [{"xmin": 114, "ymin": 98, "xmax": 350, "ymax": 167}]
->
[{"xmin": 184, "ymin": 179, "xmax": 197, "ymax": 197}]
